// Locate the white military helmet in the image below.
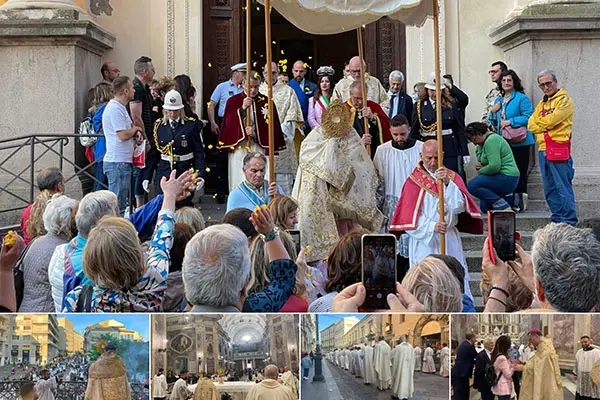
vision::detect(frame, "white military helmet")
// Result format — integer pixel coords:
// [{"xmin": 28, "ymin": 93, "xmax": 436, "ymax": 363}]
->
[{"xmin": 163, "ymin": 89, "xmax": 185, "ymax": 110}]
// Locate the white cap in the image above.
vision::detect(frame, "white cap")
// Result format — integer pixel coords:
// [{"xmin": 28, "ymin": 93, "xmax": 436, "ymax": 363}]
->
[
  {"xmin": 163, "ymin": 90, "xmax": 185, "ymax": 110},
  {"xmin": 231, "ymin": 63, "xmax": 247, "ymax": 72},
  {"xmin": 424, "ymin": 71, "xmax": 446, "ymax": 91}
]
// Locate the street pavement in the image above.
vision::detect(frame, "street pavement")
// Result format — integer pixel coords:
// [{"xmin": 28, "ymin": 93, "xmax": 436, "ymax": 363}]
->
[
  {"xmin": 301, "ymin": 359, "xmax": 449, "ymax": 400},
  {"xmin": 467, "ymin": 375, "xmax": 576, "ymax": 400}
]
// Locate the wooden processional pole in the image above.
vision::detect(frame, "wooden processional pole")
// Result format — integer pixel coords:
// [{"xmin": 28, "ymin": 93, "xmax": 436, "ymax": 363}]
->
[
  {"xmin": 433, "ymin": 0, "xmax": 446, "ymax": 254},
  {"xmin": 245, "ymin": 0, "xmax": 252, "ymax": 148},
  {"xmin": 264, "ymin": 0, "xmax": 275, "ymax": 184},
  {"xmin": 356, "ymin": 27, "xmax": 371, "ymax": 156}
]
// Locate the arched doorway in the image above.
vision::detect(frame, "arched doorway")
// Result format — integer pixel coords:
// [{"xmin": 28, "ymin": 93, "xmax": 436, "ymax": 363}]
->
[{"xmin": 412, "ymin": 314, "xmax": 450, "ymax": 348}]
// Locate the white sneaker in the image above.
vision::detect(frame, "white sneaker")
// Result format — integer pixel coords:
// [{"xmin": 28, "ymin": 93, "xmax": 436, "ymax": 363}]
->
[{"xmin": 303, "ymin": 377, "xmax": 309, "ymax": 380}]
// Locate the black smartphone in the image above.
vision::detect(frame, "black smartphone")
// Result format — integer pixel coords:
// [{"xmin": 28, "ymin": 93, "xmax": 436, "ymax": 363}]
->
[
  {"xmin": 362, "ymin": 234, "xmax": 397, "ymax": 310},
  {"xmin": 287, "ymin": 229, "xmax": 301, "ymax": 256},
  {"xmin": 490, "ymin": 210, "xmax": 516, "ymax": 261}
]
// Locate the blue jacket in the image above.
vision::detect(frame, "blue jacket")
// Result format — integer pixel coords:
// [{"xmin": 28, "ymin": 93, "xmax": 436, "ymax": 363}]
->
[
  {"xmin": 92, "ymin": 103, "xmax": 107, "ymax": 160},
  {"xmin": 301, "ymin": 356, "xmax": 312, "ymax": 369},
  {"xmin": 289, "ymin": 79, "xmax": 318, "ymax": 121},
  {"xmin": 451, "ymin": 340, "xmax": 477, "ymax": 378},
  {"xmin": 489, "ymin": 91, "xmax": 535, "ymax": 147}
]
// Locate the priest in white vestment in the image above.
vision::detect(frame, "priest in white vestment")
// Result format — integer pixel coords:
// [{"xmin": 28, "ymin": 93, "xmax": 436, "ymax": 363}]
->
[
  {"xmin": 292, "ymin": 99, "xmax": 384, "ymax": 262},
  {"xmin": 344, "ymin": 348, "xmax": 352, "ymax": 371},
  {"xmin": 440, "ymin": 343, "xmax": 450, "ymax": 377},
  {"xmin": 354, "ymin": 348, "xmax": 363, "ymax": 378},
  {"xmin": 373, "ymin": 114, "xmax": 423, "ymax": 233},
  {"xmin": 414, "ymin": 346, "xmax": 423, "ymax": 372},
  {"xmin": 362, "ymin": 343, "xmax": 376, "ymax": 385},
  {"xmin": 389, "ymin": 140, "xmax": 483, "ymax": 303},
  {"xmin": 35, "ymin": 370, "xmax": 60, "ymax": 400},
  {"xmin": 260, "ymin": 62, "xmax": 304, "ymax": 195},
  {"xmin": 574, "ymin": 336, "xmax": 600, "ymax": 400},
  {"xmin": 374, "ymin": 337, "xmax": 392, "ymax": 390},
  {"xmin": 422, "ymin": 345, "xmax": 436, "ymax": 373},
  {"xmin": 391, "ymin": 336, "xmax": 415, "ymax": 400},
  {"xmin": 332, "ymin": 56, "xmax": 390, "ymax": 112}
]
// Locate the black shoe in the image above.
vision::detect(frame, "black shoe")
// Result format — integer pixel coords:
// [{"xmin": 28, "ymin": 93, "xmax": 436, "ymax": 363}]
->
[{"xmin": 216, "ymin": 194, "xmax": 227, "ymax": 204}]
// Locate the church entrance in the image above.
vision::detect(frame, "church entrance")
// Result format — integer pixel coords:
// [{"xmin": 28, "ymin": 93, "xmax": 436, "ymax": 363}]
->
[
  {"xmin": 249, "ymin": 5, "xmax": 357, "ymax": 84},
  {"xmin": 201, "ymin": 0, "xmax": 406, "ymax": 192}
]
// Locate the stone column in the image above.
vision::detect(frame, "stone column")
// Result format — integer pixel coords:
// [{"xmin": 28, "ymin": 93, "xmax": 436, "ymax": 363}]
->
[
  {"xmin": 489, "ymin": 1, "xmax": 600, "ymax": 219},
  {"xmin": 0, "ymin": 0, "xmax": 114, "ymax": 223}
]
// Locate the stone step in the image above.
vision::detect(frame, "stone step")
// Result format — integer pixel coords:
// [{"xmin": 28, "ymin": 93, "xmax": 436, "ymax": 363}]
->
[
  {"xmin": 469, "ymin": 272, "xmax": 482, "ymax": 297},
  {"xmin": 527, "ymin": 181, "xmax": 599, "ymax": 201}
]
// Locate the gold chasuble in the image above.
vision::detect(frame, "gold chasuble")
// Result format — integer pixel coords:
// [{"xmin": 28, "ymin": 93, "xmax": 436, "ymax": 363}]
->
[
  {"xmin": 85, "ymin": 349, "xmax": 131, "ymax": 400},
  {"xmin": 520, "ymin": 337, "xmax": 563, "ymax": 400},
  {"xmin": 292, "ymin": 100, "xmax": 384, "ymax": 262}
]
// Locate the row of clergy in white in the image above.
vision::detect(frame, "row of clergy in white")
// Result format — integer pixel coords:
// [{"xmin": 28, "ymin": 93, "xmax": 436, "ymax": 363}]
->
[{"xmin": 325, "ymin": 337, "xmax": 450, "ymax": 399}]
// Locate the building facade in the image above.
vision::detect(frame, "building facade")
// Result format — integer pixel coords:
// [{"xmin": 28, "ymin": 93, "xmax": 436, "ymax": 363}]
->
[
  {"xmin": 320, "ymin": 317, "xmax": 360, "ymax": 353},
  {"xmin": 57, "ymin": 317, "xmax": 84, "ymax": 355},
  {"xmin": 14, "ymin": 314, "xmax": 59, "ymax": 365},
  {"xmin": 300, "ymin": 315, "xmax": 316, "ymax": 354},
  {"xmin": 84, "ymin": 320, "xmax": 144, "ymax": 352}
]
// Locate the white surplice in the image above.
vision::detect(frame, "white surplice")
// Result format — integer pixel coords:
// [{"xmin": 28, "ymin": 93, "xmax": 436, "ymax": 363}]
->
[
  {"xmin": 35, "ymin": 377, "xmax": 58, "ymax": 400},
  {"xmin": 373, "ymin": 140, "xmax": 423, "ymax": 232},
  {"xmin": 391, "ymin": 342, "xmax": 415, "ymax": 400},
  {"xmin": 406, "ymin": 178, "xmax": 473, "ymax": 301},
  {"xmin": 440, "ymin": 346, "xmax": 450, "ymax": 377},
  {"xmin": 362, "ymin": 345, "xmax": 376, "ymax": 384},
  {"xmin": 574, "ymin": 347, "xmax": 600, "ymax": 398},
  {"xmin": 344, "ymin": 349, "xmax": 351, "ymax": 370},
  {"xmin": 414, "ymin": 347, "xmax": 422, "ymax": 371},
  {"xmin": 422, "ymin": 347, "xmax": 436, "ymax": 373},
  {"xmin": 374, "ymin": 340, "xmax": 392, "ymax": 390},
  {"xmin": 354, "ymin": 350, "xmax": 363, "ymax": 377}
]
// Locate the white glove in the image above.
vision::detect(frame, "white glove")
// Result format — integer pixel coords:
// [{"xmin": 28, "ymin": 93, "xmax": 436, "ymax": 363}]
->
[
  {"xmin": 142, "ymin": 180, "xmax": 150, "ymax": 193},
  {"xmin": 463, "ymin": 156, "xmax": 471, "ymax": 165}
]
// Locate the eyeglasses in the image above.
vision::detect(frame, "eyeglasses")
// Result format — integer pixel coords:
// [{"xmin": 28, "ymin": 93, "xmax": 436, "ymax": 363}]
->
[{"xmin": 538, "ymin": 81, "xmax": 555, "ymax": 88}]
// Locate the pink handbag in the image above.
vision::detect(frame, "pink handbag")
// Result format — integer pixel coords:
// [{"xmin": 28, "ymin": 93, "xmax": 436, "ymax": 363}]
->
[{"xmin": 501, "ymin": 126, "xmax": 527, "ymax": 143}]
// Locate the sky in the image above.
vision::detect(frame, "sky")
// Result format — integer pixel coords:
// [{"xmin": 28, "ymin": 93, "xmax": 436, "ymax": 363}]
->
[
  {"xmin": 57, "ymin": 314, "xmax": 150, "ymax": 342},
  {"xmin": 318, "ymin": 314, "xmax": 365, "ymax": 334}
]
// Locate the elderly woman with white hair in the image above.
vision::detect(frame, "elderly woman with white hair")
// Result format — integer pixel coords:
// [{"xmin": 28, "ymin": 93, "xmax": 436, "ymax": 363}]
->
[
  {"xmin": 183, "ymin": 206, "xmax": 298, "ymax": 312},
  {"xmin": 483, "ymin": 222, "xmax": 600, "ymax": 313},
  {"xmin": 63, "ymin": 170, "xmax": 193, "ymax": 312},
  {"xmin": 48, "ymin": 186, "xmax": 168, "ymax": 311},
  {"xmin": 19, "ymin": 194, "xmax": 78, "ymax": 312}
]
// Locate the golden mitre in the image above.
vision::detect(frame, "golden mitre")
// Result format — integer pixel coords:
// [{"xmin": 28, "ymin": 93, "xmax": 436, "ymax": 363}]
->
[
  {"xmin": 322, "ymin": 99, "xmax": 351, "ymax": 139},
  {"xmin": 85, "ymin": 348, "xmax": 130, "ymax": 400}
]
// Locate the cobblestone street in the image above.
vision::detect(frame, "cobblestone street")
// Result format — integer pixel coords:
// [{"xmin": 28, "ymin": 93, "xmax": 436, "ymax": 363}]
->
[{"xmin": 301, "ymin": 360, "xmax": 449, "ymax": 400}]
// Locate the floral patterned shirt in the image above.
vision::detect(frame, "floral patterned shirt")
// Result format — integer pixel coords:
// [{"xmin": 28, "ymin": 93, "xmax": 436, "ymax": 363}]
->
[{"xmin": 63, "ymin": 209, "xmax": 174, "ymax": 312}]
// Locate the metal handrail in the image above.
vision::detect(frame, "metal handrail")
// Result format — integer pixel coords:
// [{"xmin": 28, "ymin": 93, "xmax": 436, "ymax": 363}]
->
[
  {"xmin": 0, "ymin": 133, "xmax": 107, "ymax": 234},
  {"xmin": 0, "ymin": 380, "xmax": 147, "ymax": 399}
]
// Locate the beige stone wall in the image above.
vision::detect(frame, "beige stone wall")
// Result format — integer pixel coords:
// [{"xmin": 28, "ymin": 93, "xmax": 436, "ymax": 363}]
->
[{"xmin": 91, "ymin": 0, "xmax": 204, "ymax": 116}]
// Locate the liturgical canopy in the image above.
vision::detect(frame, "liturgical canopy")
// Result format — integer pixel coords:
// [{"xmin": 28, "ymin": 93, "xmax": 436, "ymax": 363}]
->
[{"xmin": 257, "ymin": 0, "xmax": 433, "ymax": 34}]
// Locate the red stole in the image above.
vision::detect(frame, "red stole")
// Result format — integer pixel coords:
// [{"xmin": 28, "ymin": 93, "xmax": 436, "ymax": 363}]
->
[
  {"xmin": 217, "ymin": 92, "xmax": 285, "ymax": 155},
  {"xmin": 345, "ymin": 99, "xmax": 392, "ymax": 144},
  {"xmin": 389, "ymin": 162, "xmax": 483, "ymax": 235}
]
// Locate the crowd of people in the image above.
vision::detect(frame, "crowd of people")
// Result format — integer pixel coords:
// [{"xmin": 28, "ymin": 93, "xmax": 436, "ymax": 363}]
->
[
  {"xmin": 0, "ymin": 53, "xmax": 595, "ymax": 315},
  {"xmin": 316, "ymin": 336, "xmax": 448, "ymax": 399},
  {"xmin": 452, "ymin": 330, "xmax": 600, "ymax": 400}
]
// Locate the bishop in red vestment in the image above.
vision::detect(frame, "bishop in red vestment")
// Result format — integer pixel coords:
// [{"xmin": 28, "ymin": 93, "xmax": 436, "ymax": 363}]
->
[
  {"xmin": 217, "ymin": 73, "xmax": 286, "ymax": 191},
  {"xmin": 345, "ymin": 81, "xmax": 392, "ymax": 158}
]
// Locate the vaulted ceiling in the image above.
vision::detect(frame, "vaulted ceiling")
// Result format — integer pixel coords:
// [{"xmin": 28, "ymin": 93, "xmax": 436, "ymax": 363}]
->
[{"xmin": 219, "ymin": 315, "xmax": 266, "ymax": 345}]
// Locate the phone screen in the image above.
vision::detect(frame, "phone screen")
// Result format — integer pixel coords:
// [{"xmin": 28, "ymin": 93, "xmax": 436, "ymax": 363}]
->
[
  {"xmin": 491, "ymin": 211, "xmax": 516, "ymax": 261},
  {"xmin": 287, "ymin": 230, "xmax": 301, "ymax": 256},
  {"xmin": 362, "ymin": 234, "xmax": 397, "ymax": 310}
]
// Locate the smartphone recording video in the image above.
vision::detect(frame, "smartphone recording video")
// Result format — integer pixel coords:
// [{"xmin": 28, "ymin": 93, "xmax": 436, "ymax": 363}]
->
[
  {"xmin": 287, "ymin": 229, "xmax": 301, "ymax": 256},
  {"xmin": 362, "ymin": 234, "xmax": 397, "ymax": 310},
  {"xmin": 490, "ymin": 210, "xmax": 516, "ymax": 261}
]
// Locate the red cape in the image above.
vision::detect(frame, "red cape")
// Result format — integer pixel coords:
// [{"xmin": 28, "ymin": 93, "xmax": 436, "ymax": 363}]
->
[
  {"xmin": 217, "ymin": 92, "xmax": 285, "ymax": 155},
  {"xmin": 389, "ymin": 162, "xmax": 483, "ymax": 235},
  {"xmin": 345, "ymin": 99, "xmax": 392, "ymax": 144}
]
